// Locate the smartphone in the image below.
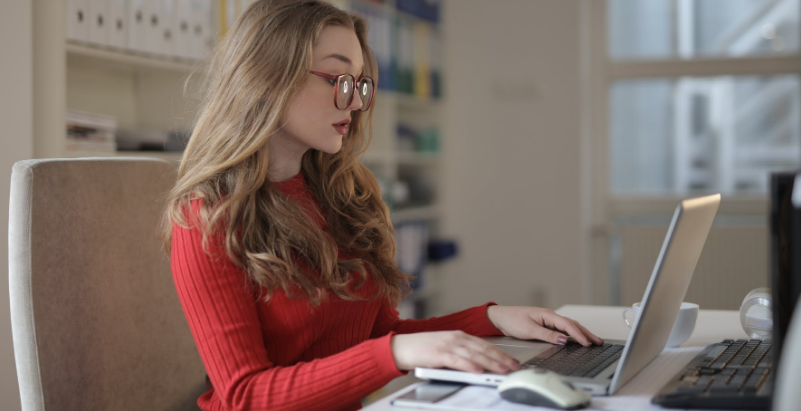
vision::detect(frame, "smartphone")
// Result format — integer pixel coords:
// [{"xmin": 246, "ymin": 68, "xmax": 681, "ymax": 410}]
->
[{"xmin": 390, "ymin": 382, "xmax": 465, "ymax": 408}]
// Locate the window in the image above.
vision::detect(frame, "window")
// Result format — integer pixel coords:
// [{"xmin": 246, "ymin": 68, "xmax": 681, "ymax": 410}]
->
[
  {"xmin": 606, "ymin": 0, "xmax": 801, "ymax": 196},
  {"xmin": 587, "ymin": 0, "xmax": 801, "ymax": 307},
  {"xmin": 610, "ymin": 0, "xmax": 800, "ymax": 60}
]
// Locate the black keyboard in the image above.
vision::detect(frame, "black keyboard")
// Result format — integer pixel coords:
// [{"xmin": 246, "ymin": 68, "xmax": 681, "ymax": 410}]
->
[
  {"xmin": 522, "ymin": 342, "xmax": 624, "ymax": 378},
  {"xmin": 652, "ymin": 339, "xmax": 773, "ymax": 410}
]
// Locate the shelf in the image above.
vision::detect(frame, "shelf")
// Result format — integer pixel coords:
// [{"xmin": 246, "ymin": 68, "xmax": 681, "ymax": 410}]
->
[
  {"xmin": 382, "ymin": 91, "xmax": 443, "ymax": 110},
  {"xmin": 62, "ymin": 150, "xmax": 183, "ymax": 163},
  {"xmin": 360, "ymin": 150, "xmax": 439, "ymax": 166},
  {"xmin": 397, "ymin": 151, "xmax": 440, "ymax": 166},
  {"xmin": 349, "ymin": 0, "xmax": 440, "ymax": 27},
  {"xmin": 403, "ymin": 287, "xmax": 439, "ymax": 303},
  {"xmin": 360, "ymin": 151, "xmax": 393, "ymax": 164},
  {"xmin": 66, "ymin": 42, "xmax": 197, "ymax": 74},
  {"xmin": 391, "ymin": 205, "xmax": 440, "ymax": 222}
]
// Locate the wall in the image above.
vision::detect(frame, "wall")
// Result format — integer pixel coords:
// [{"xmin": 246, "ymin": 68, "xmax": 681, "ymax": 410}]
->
[
  {"xmin": 437, "ymin": 0, "xmax": 585, "ymax": 313},
  {"xmin": 0, "ymin": 1, "xmax": 34, "ymax": 410}
]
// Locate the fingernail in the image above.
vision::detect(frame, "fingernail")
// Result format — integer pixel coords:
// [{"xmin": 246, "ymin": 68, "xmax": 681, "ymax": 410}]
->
[{"xmin": 557, "ymin": 336, "xmax": 568, "ymax": 344}]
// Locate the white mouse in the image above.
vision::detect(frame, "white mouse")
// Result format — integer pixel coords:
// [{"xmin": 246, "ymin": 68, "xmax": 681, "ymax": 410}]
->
[{"xmin": 497, "ymin": 368, "xmax": 592, "ymax": 410}]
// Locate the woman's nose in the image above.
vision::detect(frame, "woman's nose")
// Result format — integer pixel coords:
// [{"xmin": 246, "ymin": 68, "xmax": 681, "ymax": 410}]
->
[{"xmin": 348, "ymin": 92, "xmax": 363, "ymax": 111}]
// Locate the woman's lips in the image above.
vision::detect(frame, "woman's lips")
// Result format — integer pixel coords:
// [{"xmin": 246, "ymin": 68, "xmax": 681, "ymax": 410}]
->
[{"xmin": 333, "ymin": 124, "xmax": 349, "ymax": 135}]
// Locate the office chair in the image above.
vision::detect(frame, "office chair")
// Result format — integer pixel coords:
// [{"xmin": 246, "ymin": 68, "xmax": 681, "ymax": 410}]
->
[{"xmin": 9, "ymin": 158, "xmax": 206, "ymax": 411}]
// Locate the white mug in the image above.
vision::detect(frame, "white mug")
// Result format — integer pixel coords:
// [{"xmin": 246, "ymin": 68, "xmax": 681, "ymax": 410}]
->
[{"xmin": 622, "ymin": 302, "xmax": 699, "ymax": 348}]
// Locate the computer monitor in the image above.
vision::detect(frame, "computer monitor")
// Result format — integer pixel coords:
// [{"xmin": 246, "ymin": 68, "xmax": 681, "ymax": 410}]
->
[{"xmin": 769, "ymin": 172, "xmax": 801, "ymax": 368}]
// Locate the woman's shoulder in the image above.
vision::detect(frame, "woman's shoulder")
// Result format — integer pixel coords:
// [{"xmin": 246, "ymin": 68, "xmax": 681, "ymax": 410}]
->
[
  {"xmin": 173, "ymin": 195, "xmax": 229, "ymax": 235},
  {"xmin": 181, "ymin": 195, "xmax": 225, "ymax": 220},
  {"xmin": 172, "ymin": 197, "xmax": 232, "ymax": 256}
]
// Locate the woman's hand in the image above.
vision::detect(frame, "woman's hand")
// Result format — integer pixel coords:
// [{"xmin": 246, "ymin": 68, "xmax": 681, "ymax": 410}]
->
[
  {"xmin": 486, "ymin": 306, "xmax": 604, "ymax": 347},
  {"xmin": 390, "ymin": 331, "xmax": 521, "ymax": 374}
]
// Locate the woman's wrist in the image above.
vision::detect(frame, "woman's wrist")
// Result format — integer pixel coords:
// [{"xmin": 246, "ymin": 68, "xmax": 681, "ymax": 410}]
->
[{"xmin": 486, "ymin": 305, "xmax": 503, "ymax": 334}]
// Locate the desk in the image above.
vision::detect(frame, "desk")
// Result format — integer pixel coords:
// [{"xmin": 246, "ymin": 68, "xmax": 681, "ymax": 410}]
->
[{"xmin": 364, "ymin": 304, "xmax": 748, "ymax": 411}]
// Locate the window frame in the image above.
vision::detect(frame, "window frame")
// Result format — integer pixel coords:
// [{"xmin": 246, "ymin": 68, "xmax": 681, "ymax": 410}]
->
[{"xmin": 580, "ymin": 0, "xmax": 801, "ymax": 304}]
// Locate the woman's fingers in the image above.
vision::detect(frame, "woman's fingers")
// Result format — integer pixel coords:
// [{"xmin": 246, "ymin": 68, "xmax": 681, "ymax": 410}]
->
[
  {"xmin": 537, "ymin": 311, "xmax": 597, "ymax": 346},
  {"xmin": 529, "ymin": 325, "xmax": 570, "ymax": 346},
  {"xmin": 440, "ymin": 332, "xmax": 520, "ymax": 374},
  {"xmin": 392, "ymin": 331, "xmax": 523, "ymax": 373},
  {"xmin": 438, "ymin": 351, "xmax": 484, "ymax": 373},
  {"xmin": 450, "ymin": 345, "xmax": 506, "ymax": 374},
  {"xmin": 459, "ymin": 336, "xmax": 521, "ymax": 372},
  {"xmin": 575, "ymin": 321, "xmax": 604, "ymax": 345}
]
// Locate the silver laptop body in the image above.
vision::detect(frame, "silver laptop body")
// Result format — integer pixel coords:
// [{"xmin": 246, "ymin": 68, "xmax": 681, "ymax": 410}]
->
[{"xmin": 415, "ymin": 194, "xmax": 721, "ymax": 396}]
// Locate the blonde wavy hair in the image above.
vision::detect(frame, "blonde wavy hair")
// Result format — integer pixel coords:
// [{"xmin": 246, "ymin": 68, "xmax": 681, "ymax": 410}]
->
[{"xmin": 162, "ymin": 0, "xmax": 410, "ymax": 306}]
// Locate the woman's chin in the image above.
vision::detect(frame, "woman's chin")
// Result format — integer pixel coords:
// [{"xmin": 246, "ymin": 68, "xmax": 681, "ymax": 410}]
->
[{"xmin": 318, "ymin": 138, "xmax": 343, "ymax": 155}]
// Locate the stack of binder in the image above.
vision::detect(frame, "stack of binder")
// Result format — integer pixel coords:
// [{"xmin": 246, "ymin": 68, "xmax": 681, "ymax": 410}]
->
[
  {"xmin": 348, "ymin": 1, "xmax": 443, "ymax": 100},
  {"xmin": 67, "ymin": 0, "xmax": 215, "ymax": 61},
  {"xmin": 394, "ymin": 220, "xmax": 429, "ymax": 290},
  {"xmin": 66, "ymin": 110, "xmax": 117, "ymax": 153},
  {"xmin": 395, "ymin": 0, "xmax": 441, "ymax": 23}
]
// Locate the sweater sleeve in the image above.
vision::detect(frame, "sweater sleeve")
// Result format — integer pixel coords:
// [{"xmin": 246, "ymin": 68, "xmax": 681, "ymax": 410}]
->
[
  {"xmin": 370, "ymin": 300, "xmax": 503, "ymax": 339},
  {"xmin": 171, "ymin": 221, "xmax": 403, "ymax": 411}
]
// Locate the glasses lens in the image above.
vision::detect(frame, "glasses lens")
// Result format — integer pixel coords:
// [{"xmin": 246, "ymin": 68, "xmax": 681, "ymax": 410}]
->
[
  {"xmin": 336, "ymin": 75, "xmax": 354, "ymax": 109},
  {"xmin": 357, "ymin": 78, "xmax": 374, "ymax": 111}
]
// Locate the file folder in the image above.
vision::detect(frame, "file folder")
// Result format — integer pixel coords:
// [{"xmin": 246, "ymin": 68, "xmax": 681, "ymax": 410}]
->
[
  {"xmin": 87, "ymin": 0, "xmax": 107, "ymax": 46},
  {"xmin": 155, "ymin": 0, "xmax": 178, "ymax": 56},
  {"xmin": 142, "ymin": 0, "xmax": 161, "ymax": 55},
  {"xmin": 190, "ymin": 0, "xmax": 213, "ymax": 60},
  {"xmin": 175, "ymin": 0, "xmax": 194, "ymax": 59},
  {"xmin": 127, "ymin": 0, "xmax": 149, "ymax": 53},
  {"xmin": 67, "ymin": 0, "xmax": 90, "ymax": 43},
  {"xmin": 107, "ymin": 0, "xmax": 127, "ymax": 50}
]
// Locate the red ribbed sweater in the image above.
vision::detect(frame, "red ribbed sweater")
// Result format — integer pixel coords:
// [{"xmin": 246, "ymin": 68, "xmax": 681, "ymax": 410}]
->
[{"xmin": 170, "ymin": 171, "xmax": 502, "ymax": 411}]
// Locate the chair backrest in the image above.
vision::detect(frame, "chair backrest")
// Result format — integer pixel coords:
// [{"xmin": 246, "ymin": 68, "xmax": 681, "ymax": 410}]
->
[{"xmin": 9, "ymin": 158, "xmax": 206, "ymax": 411}]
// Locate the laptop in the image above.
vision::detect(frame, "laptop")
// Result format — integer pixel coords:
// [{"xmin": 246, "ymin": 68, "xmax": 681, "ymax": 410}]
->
[{"xmin": 415, "ymin": 194, "xmax": 721, "ymax": 396}]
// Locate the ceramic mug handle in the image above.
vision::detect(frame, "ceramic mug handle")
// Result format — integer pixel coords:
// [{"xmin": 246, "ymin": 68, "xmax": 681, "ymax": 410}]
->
[{"xmin": 622, "ymin": 308, "xmax": 635, "ymax": 328}]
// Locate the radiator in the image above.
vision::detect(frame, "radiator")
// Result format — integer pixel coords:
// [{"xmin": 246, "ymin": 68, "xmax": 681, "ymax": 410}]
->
[{"xmin": 614, "ymin": 221, "xmax": 769, "ymax": 310}]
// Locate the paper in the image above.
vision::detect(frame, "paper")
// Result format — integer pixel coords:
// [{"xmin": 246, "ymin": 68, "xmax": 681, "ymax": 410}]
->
[
  {"xmin": 589, "ymin": 346, "xmax": 701, "ymax": 411},
  {"xmin": 394, "ymin": 385, "xmax": 607, "ymax": 411},
  {"xmin": 436, "ymin": 386, "xmax": 557, "ymax": 410},
  {"xmin": 391, "ymin": 347, "xmax": 703, "ymax": 411}
]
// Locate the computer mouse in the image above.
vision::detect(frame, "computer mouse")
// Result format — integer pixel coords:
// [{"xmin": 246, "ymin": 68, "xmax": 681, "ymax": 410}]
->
[{"xmin": 497, "ymin": 368, "xmax": 592, "ymax": 410}]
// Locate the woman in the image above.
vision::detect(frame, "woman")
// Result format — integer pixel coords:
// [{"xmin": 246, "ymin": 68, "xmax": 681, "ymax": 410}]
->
[{"xmin": 163, "ymin": 1, "xmax": 602, "ymax": 410}]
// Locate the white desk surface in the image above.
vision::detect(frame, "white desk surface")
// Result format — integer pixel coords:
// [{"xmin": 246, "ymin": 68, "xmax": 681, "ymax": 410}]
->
[{"xmin": 364, "ymin": 304, "xmax": 749, "ymax": 411}]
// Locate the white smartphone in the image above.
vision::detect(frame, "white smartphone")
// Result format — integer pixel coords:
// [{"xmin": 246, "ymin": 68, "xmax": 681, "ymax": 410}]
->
[{"xmin": 390, "ymin": 382, "xmax": 465, "ymax": 408}]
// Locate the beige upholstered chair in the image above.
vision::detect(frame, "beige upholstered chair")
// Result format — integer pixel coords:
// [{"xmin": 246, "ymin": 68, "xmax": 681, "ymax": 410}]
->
[{"xmin": 9, "ymin": 158, "xmax": 206, "ymax": 411}]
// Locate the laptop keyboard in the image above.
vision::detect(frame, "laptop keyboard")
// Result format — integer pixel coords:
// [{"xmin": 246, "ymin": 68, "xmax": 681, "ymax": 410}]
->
[
  {"xmin": 652, "ymin": 339, "xmax": 772, "ymax": 410},
  {"xmin": 521, "ymin": 342, "xmax": 624, "ymax": 378}
]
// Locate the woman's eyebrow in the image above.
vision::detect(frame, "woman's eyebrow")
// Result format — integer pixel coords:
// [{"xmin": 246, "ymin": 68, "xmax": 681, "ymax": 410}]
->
[
  {"xmin": 323, "ymin": 53, "xmax": 364, "ymax": 75},
  {"xmin": 323, "ymin": 53, "xmax": 353, "ymax": 65}
]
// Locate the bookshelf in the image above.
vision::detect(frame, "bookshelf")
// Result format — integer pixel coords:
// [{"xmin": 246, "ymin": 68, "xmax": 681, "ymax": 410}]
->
[
  {"xmin": 341, "ymin": 0, "xmax": 446, "ymax": 319},
  {"xmin": 33, "ymin": 4, "xmax": 197, "ymax": 163},
  {"xmin": 34, "ymin": 0, "xmax": 446, "ymax": 318},
  {"xmin": 66, "ymin": 43, "xmax": 195, "ymax": 73}
]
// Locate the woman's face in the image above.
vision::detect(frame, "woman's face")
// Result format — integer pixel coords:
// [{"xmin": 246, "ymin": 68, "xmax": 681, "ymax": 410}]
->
[{"xmin": 279, "ymin": 25, "xmax": 365, "ymax": 155}]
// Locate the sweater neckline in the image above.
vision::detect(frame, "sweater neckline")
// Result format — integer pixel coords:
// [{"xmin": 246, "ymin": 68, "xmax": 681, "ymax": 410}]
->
[{"xmin": 273, "ymin": 171, "xmax": 307, "ymax": 196}]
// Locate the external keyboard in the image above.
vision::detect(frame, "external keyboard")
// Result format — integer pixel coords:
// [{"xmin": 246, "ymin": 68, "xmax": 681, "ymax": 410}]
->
[
  {"xmin": 652, "ymin": 339, "xmax": 772, "ymax": 410},
  {"xmin": 522, "ymin": 342, "xmax": 624, "ymax": 378}
]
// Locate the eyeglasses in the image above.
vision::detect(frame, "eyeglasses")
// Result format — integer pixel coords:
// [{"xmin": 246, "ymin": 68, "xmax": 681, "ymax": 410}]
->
[{"xmin": 310, "ymin": 71, "xmax": 375, "ymax": 111}]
